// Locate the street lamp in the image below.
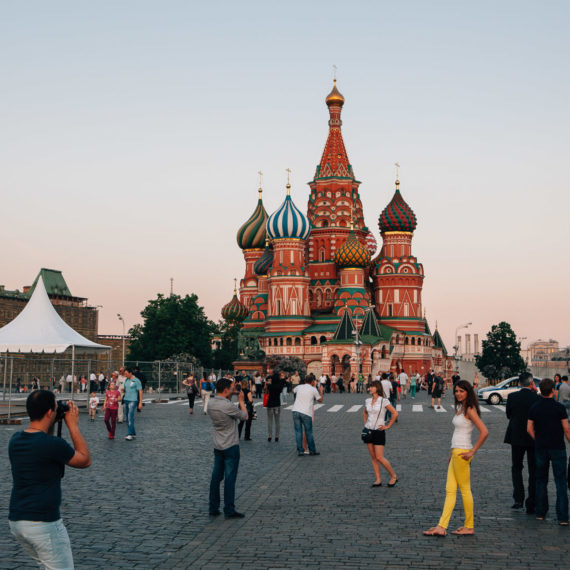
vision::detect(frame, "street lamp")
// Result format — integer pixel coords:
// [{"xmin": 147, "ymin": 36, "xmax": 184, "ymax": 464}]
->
[
  {"xmin": 453, "ymin": 322, "xmax": 472, "ymax": 362},
  {"xmin": 117, "ymin": 314, "xmax": 125, "ymax": 365}
]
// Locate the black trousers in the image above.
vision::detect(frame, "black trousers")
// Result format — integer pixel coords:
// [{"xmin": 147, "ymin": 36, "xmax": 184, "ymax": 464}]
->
[
  {"xmin": 511, "ymin": 445, "xmax": 536, "ymax": 511},
  {"xmin": 187, "ymin": 392, "xmax": 196, "ymax": 409},
  {"xmin": 238, "ymin": 416, "xmax": 253, "ymax": 439}
]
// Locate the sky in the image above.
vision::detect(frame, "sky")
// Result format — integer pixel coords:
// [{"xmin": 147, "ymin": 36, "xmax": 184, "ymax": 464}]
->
[{"xmin": 1, "ymin": 1, "xmax": 569, "ymax": 350}]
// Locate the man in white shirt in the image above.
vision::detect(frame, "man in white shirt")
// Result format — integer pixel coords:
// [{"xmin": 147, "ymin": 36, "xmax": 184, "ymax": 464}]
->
[
  {"xmin": 381, "ymin": 374, "xmax": 393, "ymax": 400},
  {"xmin": 292, "ymin": 378, "xmax": 323, "ymax": 456},
  {"xmin": 398, "ymin": 371, "xmax": 409, "ymax": 399},
  {"xmin": 319, "ymin": 374, "xmax": 327, "ymax": 390}
]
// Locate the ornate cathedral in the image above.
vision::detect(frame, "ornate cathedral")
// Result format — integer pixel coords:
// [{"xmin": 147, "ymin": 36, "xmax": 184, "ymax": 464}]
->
[{"xmin": 222, "ymin": 81, "xmax": 449, "ymax": 379}]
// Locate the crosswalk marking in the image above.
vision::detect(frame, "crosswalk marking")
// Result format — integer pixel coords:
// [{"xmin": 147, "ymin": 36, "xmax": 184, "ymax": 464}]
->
[
  {"xmin": 347, "ymin": 405, "xmax": 363, "ymax": 413},
  {"xmin": 327, "ymin": 405, "xmax": 343, "ymax": 413},
  {"xmin": 479, "ymin": 406, "xmax": 491, "ymax": 413},
  {"xmin": 412, "ymin": 405, "xmax": 423, "ymax": 412},
  {"xmin": 435, "ymin": 406, "xmax": 447, "ymax": 413},
  {"xmin": 313, "ymin": 403, "xmax": 325, "ymax": 411},
  {"xmin": 494, "ymin": 406, "xmax": 506, "ymax": 412}
]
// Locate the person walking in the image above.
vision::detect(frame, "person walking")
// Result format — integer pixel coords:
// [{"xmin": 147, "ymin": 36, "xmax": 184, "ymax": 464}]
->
[
  {"xmin": 123, "ymin": 367, "xmax": 143, "ymax": 441},
  {"xmin": 237, "ymin": 379, "xmax": 254, "ymax": 440},
  {"xmin": 201, "ymin": 374, "xmax": 215, "ymax": 414},
  {"xmin": 253, "ymin": 372, "xmax": 263, "ymax": 399},
  {"xmin": 410, "ymin": 372, "xmax": 417, "ymax": 399},
  {"xmin": 292, "ymin": 376, "xmax": 323, "ymax": 456},
  {"xmin": 431, "ymin": 373, "xmax": 445, "ymax": 409},
  {"xmin": 527, "ymin": 378, "xmax": 570, "ymax": 525},
  {"xmin": 8, "ymin": 391, "xmax": 91, "ymax": 569},
  {"xmin": 398, "ymin": 370, "xmax": 409, "ymax": 399},
  {"xmin": 363, "ymin": 380, "xmax": 398, "ymax": 487},
  {"xmin": 182, "ymin": 373, "xmax": 199, "ymax": 415},
  {"xmin": 504, "ymin": 372, "xmax": 540, "ymax": 513},
  {"xmin": 265, "ymin": 370, "xmax": 286, "ymax": 442},
  {"xmin": 207, "ymin": 377, "xmax": 248, "ymax": 518},
  {"xmin": 423, "ymin": 380, "xmax": 489, "ymax": 536},
  {"xmin": 103, "ymin": 379, "xmax": 121, "ymax": 439},
  {"xmin": 558, "ymin": 375, "xmax": 570, "ymax": 412}
]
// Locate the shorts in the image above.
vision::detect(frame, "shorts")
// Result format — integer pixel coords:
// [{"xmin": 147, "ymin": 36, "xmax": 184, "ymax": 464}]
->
[
  {"xmin": 432, "ymin": 389, "xmax": 443, "ymax": 398},
  {"xmin": 368, "ymin": 429, "xmax": 386, "ymax": 446}
]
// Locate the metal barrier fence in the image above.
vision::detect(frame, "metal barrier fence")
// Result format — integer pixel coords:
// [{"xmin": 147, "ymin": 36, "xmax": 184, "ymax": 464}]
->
[{"xmin": 0, "ymin": 356, "xmax": 233, "ymax": 397}]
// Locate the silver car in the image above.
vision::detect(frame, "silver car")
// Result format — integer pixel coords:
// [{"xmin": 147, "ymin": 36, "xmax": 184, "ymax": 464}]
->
[{"xmin": 477, "ymin": 376, "xmax": 541, "ymax": 405}]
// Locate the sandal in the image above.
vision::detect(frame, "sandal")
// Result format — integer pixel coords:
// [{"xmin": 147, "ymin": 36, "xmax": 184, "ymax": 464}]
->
[
  {"xmin": 451, "ymin": 527, "xmax": 475, "ymax": 535},
  {"xmin": 423, "ymin": 527, "xmax": 446, "ymax": 537}
]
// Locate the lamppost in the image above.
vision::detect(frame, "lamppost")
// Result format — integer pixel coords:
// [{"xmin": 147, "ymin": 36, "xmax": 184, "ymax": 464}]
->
[
  {"xmin": 453, "ymin": 322, "xmax": 472, "ymax": 369},
  {"xmin": 117, "ymin": 314, "xmax": 125, "ymax": 365}
]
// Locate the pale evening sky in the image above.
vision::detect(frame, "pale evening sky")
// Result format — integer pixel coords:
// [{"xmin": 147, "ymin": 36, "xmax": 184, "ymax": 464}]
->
[{"xmin": 1, "ymin": 1, "xmax": 569, "ymax": 350}]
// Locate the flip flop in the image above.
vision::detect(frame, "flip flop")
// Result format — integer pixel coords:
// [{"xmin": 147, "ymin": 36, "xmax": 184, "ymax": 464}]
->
[{"xmin": 423, "ymin": 527, "xmax": 446, "ymax": 537}]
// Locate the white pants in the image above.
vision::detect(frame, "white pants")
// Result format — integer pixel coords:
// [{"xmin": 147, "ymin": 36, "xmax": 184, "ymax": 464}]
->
[{"xmin": 203, "ymin": 391, "xmax": 211, "ymax": 413}]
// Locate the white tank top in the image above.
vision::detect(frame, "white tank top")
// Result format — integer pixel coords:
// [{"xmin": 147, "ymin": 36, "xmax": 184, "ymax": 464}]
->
[{"xmin": 451, "ymin": 412, "xmax": 474, "ymax": 449}]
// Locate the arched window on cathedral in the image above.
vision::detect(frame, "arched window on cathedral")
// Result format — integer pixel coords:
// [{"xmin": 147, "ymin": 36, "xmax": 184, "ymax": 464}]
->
[
  {"xmin": 286, "ymin": 337, "xmax": 292, "ymax": 346},
  {"xmin": 310, "ymin": 336, "xmax": 317, "ymax": 345},
  {"xmin": 381, "ymin": 346, "xmax": 386, "ymax": 359},
  {"xmin": 411, "ymin": 337, "xmax": 415, "ymax": 345},
  {"xmin": 294, "ymin": 337, "xmax": 301, "ymax": 346},
  {"xmin": 319, "ymin": 336, "xmax": 327, "ymax": 345},
  {"xmin": 279, "ymin": 338, "xmax": 283, "ymax": 346},
  {"xmin": 319, "ymin": 248, "xmax": 326, "ymax": 261},
  {"xmin": 325, "ymin": 289, "xmax": 332, "ymax": 301},
  {"xmin": 321, "ymin": 220, "xmax": 328, "ymax": 228},
  {"xmin": 273, "ymin": 338, "xmax": 278, "ymax": 346},
  {"xmin": 316, "ymin": 290, "xmax": 323, "ymax": 307},
  {"xmin": 405, "ymin": 337, "xmax": 409, "ymax": 345}
]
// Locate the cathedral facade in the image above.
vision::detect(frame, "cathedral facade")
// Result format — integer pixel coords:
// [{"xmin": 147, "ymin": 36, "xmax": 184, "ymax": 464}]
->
[{"xmin": 223, "ymin": 82, "xmax": 449, "ymax": 379}]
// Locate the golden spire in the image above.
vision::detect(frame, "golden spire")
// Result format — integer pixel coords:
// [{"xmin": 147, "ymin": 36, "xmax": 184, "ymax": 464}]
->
[
  {"xmin": 257, "ymin": 170, "xmax": 263, "ymax": 198},
  {"xmin": 233, "ymin": 278, "xmax": 237, "ymax": 295},
  {"xmin": 395, "ymin": 162, "xmax": 400, "ymax": 189},
  {"xmin": 286, "ymin": 168, "xmax": 291, "ymax": 195},
  {"xmin": 326, "ymin": 78, "xmax": 345, "ymax": 107}
]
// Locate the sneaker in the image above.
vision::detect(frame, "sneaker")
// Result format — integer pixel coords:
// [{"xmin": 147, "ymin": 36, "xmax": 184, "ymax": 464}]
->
[{"xmin": 125, "ymin": 435, "xmax": 134, "ymax": 441}]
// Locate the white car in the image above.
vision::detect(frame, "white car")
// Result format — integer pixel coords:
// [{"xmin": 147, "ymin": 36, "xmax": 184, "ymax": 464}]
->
[{"xmin": 477, "ymin": 376, "xmax": 541, "ymax": 405}]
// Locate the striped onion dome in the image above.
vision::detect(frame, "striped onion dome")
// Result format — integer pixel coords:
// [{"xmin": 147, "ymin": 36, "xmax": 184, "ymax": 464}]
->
[
  {"xmin": 254, "ymin": 243, "xmax": 273, "ymax": 276},
  {"xmin": 378, "ymin": 182, "xmax": 417, "ymax": 233},
  {"xmin": 236, "ymin": 189, "xmax": 268, "ymax": 250},
  {"xmin": 266, "ymin": 185, "xmax": 311, "ymax": 241},
  {"xmin": 365, "ymin": 231, "xmax": 377, "ymax": 256},
  {"xmin": 221, "ymin": 292, "xmax": 249, "ymax": 323},
  {"xmin": 334, "ymin": 229, "xmax": 371, "ymax": 268}
]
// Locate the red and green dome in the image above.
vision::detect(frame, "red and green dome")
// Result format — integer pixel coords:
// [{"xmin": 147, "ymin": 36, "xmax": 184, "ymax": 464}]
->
[
  {"xmin": 236, "ymin": 190, "xmax": 268, "ymax": 250},
  {"xmin": 221, "ymin": 292, "xmax": 249, "ymax": 323},
  {"xmin": 334, "ymin": 230, "xmax": 371, "ymax": 268},
  {"xmin": 378, "ymin": 185, "xmax": 417, "ymax": 233}
]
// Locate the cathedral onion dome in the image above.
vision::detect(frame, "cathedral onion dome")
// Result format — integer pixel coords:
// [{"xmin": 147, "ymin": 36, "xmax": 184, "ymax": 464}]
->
[
  {"xmin": 365, "ymin": 231, "xmax": 377, "ymax": 256},
  {"xmin": 266, "ymin": 185, "xmax": 311, "ymax": 241},
  {"xmin": 221, "ymin": 290, "xmax": 249, "ymax": 323},
  {"xmin": 254, "ymin": 243, "xmax": 273, "ymax": 276},
  {"xmin": 325, "ymin": 79, "xmax": 345, "ymax": 107},
  {"xmin": 334, "ymin": 229, "xmax": 371, "ymax": 268},
  {"xmin": 378, "ymin": 181, "xmax": 417, "ymax": 233},
  {"xmin": 236, "ymin": 189, "xmax": 268, "ymax": 250}
]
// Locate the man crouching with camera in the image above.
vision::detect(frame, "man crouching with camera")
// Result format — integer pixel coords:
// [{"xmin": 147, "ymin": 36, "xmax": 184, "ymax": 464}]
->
[{"xmin": 8, "ymin": 390, "xmax": 91, "ymax": 569}]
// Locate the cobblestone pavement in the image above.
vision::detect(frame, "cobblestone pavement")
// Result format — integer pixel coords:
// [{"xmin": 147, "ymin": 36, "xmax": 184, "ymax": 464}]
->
[{"xmin": 1, "ymin": 391, "xmax": 568, "ymax": 569}]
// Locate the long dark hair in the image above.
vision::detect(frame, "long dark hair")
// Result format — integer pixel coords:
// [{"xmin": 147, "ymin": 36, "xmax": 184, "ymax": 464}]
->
[{"xmin": 454, "ymin": 380, "xmax": 480, "ymax": 416}]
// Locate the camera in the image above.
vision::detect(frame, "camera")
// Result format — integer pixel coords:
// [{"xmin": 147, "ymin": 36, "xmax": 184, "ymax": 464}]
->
[{"xmin": 55, "ymin": 401, "xmax": 70, "ymax": 422}]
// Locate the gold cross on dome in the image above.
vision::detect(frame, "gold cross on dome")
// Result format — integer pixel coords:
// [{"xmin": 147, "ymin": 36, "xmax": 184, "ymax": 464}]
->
[
  {"xmin": 233, "ymin": 278, "xmax": 237, "ymax": 294},
  {"xmin": 395, "ymin": 162, "xmax": 400, "ymax": 180},
  {"xmin": 257, "ymin": 170, "xmax": 263, "ymax": 188},
  {"xmin": 286, "ymin": 168, "xmax": 291, "ymax": 184},
  {"xmin": 333, "ymin": 64, "xmax": 337, "ymax": 81}
]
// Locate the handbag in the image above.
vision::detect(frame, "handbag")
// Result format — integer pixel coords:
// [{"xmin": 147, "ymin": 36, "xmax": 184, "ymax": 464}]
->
[
  {"xmin": 263, "ymin": 392, "xmax": 269, "ymax": 407},
  {"xmin": 361, "ymin": 397, "xmax": 384, "ymax": 443}
]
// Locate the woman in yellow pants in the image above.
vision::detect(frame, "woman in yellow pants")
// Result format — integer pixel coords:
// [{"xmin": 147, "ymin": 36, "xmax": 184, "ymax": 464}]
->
[{"xmin": 424, "ymin": 380, "xmax": 488, "ymax": 536}]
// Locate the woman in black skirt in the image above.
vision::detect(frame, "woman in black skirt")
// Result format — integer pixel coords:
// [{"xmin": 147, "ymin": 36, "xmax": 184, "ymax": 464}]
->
[{"xmin": 363, "ymin": 380, "xmax": 398, "ymax": 487}]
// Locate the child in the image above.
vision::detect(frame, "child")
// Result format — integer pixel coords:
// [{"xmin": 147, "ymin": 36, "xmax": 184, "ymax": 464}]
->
[
  {"xmin": 103, "ymin": 381, "xmax": 121, "ymax": 439},
  {"xmin": 89, "ymin": 392, "xmax": 99, "ymax": 421}
]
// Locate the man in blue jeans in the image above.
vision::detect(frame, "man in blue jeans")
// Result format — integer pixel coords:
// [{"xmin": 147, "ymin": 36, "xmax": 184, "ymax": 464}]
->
[
  {"xmin": 292, "ymin": 376, "xmax": 323, "ymax": 456},
  {"xmin": 207, "ymin": 377, "xmax": 248, "ymax": 518},
  {"xmin": 527, "ymin": 377, "xmax": 570, "ymax": 525},
  {"xmin": 123, "ymin": 366, "xmax": 143, "ymax": 441}
]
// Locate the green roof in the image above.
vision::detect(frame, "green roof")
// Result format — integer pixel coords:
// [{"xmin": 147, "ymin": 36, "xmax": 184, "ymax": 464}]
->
[
  {"xmin": 303, "ymin": 323, "xmax": 337, "ymax": 334},
  {"xmin": 332, "ymin": 311, "xmax": 356, "ymax": 341},
  {"xmin": 29, "ymin": 269, "xmax": 74, "ymax": 298},
  {"xmin": 433, "ymin": 329, "xmax": 448, "ymax": 355}
]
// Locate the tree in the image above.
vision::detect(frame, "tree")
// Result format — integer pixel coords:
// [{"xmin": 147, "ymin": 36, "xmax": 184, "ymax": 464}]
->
[
  {"xmin": 268, "ymin": 356, "xmax": 307, "ymax": 380},
  {"xmin": 127, "ymin": 294, "xmax": 214, "ymax": 365},
  {"xmin": 475, "ymin": 321, "xmax": 526, "ymax": 381},
  {"xmin": 211, "ymin": 320, "xmax": 240, "ymax": 370}
]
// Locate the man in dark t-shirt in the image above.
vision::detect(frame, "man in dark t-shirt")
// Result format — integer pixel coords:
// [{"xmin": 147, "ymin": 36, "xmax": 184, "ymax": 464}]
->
[
  {"xmin": 8, "ymin": 390, "xmax": 91, "ymax": 568},
  {"xmin": 527, "ymin": 378, "xmax": 570, "ymax": 525}
]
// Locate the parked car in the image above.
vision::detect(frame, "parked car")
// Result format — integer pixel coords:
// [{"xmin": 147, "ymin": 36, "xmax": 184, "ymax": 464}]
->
[{"xmin": 477, "ymin": 376, "xmax": 542, "ymax": 405}]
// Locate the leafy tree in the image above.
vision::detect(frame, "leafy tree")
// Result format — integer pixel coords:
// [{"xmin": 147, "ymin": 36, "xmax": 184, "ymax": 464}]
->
[
  {"xmin": 127, "ymin": 294, "xmax": 214, "ymax": 365},
  {"xmin": 475, "ymin": 321, "xmax": 526, "ymax": 381},
  {"xmin": 268, "ymin": 356, "xmax": 307, "ymax": 380},
  {"xmin": 211, "ymin": 320, "xmax": 240, "ymax": 370}
]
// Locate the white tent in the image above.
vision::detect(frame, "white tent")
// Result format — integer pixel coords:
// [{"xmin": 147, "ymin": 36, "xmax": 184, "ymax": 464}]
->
[
  {"xmin": 0, "ymin": 275, "xmax": 110, "ymax": 353},
  {"xmin": 0, "ymin": 276, "xmax": 110, "ymax": 416}
]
